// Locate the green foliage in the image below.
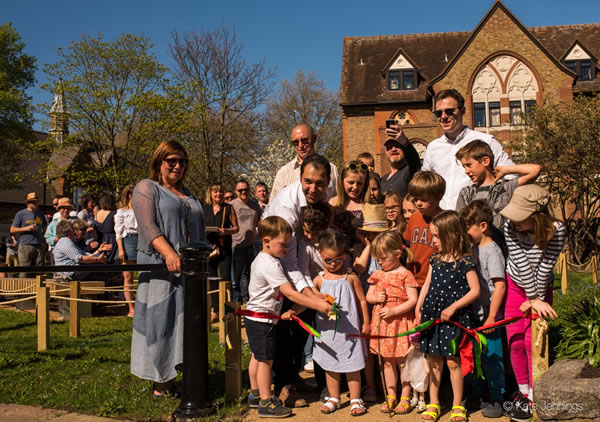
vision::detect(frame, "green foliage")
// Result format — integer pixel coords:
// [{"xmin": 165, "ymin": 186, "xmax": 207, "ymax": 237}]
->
[
  {"xmin": 40, "ymin": 33, "xmax": 190, "ymax": 196},
  {"xmin": 510, "ymin": 95, "xmax": 600, "ymax": 264},
  {"xmin": 0, "ymin": 309, "xmax": 251, "ymax": 419},
  {"xmin": 0, "ymin": 22, "xmax": 37, "ymax": 190}
]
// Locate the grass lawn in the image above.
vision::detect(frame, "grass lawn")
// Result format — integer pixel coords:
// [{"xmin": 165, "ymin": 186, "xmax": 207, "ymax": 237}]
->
[{"xmin": 0, "ymin": 309, "xmax": 251, "ymax": 420}]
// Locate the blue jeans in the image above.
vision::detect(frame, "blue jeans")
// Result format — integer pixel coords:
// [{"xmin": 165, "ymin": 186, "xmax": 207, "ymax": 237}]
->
[
  {"xmin": 471, "ymin": 325, "xmax": 506, "ymax": 402},
  {"xmin": 232, "ymin": 245, "xmax": 255, "ymax": 302}
]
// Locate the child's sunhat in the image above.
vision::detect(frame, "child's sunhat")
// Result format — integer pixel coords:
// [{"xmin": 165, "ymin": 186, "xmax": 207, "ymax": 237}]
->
[
  {"xmin": 500, "ymin": 184, "xmax": 549, "ymax": 222},
  {"xmin": 351, "ymin": 203, "xmax": 395, "ymax": 232}
]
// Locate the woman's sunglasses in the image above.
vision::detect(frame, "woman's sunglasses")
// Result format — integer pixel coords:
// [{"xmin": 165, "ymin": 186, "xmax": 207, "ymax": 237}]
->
[
  {"xmin": 344, "ymin": 162, "xmax": 369, "ymax": 172},
  {"xmin": 321, "ymin": 254, "xmax": 346, "ymax": 265},
  {"xmin": 163, "ymin": 158, "xmax": 189, "ymax": 168}
]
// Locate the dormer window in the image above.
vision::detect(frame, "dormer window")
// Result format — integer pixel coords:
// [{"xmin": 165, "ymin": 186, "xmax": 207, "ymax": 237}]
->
[
  {"xmin": 563, "ymin": 43, "xmax": 596, "ymax": 81},
  {"xmin": 385, "ymin": 52, "xmax": 418, "ymax": 91},
  {"xmin": 388, "ymin": 70, "xmax": 416, "ymax": 90}
]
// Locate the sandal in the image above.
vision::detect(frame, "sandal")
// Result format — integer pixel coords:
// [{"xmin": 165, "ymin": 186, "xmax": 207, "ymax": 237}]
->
[
  {"xmin": 380, "ymin": 395, "xmax": 397, "ymax": 413},
  {"xmin": 362, "ymin": 386, "xmax": 377, "ymax": 403},
  {"xmin": 394, "ymin": 396, "xmax": 414, "ymax": 414},
  {"xmin": 421, "ymin": 403, "xmax": 441, "ymax": 422},
  {"xmin": 350, "ymin": 398, "xmax": 367, "ymax": 416},
  {"xmin": 416, "ymin": 399, "xmax": 427, "ymax": 413},
  {"xmin": 320, "ymin": 397, "xmax": 341, "ymax": 414},
  {"xmin": 450, "ymin": 405, "xmax": 468, "ymax": 422}
]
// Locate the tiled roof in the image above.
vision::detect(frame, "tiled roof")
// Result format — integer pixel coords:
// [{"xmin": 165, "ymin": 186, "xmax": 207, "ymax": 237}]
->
[{"xmin": 341, "ymin": 23, "xmax": 600, "ymax": 105}]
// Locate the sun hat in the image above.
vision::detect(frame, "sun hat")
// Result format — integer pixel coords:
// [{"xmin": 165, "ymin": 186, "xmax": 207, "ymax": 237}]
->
[
  {"xmin": 351, "ymin": 203, "xmax": 395, "ymax": 232},
  {"xmin": 500, "ymin": 185, "xmax": 549, "ymax": 222},
  {"xmin": 25, "ymin": 192, "xmax": 39, "ymax": 203},
  {"xmin": 56, "ymin": 197, "xmax": 75, "ymax": 210}
]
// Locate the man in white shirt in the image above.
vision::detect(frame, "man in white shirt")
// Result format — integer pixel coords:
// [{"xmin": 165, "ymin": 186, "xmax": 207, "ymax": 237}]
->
[
  {"xmin": 386, "ymin": 89, "xmax": 514, "ymax": 210},
  {"xmin": 270, "ymin": 123, "xmax": 339, "ymax": 201}
]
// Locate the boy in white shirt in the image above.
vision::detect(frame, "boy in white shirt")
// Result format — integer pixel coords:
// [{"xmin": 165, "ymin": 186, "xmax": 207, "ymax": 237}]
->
[{"xmin": 246, "ymin": 216, "xmax": 331, "ymax": 418}]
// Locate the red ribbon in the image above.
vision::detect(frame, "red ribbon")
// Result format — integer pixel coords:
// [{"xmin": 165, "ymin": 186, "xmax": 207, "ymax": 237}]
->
[{"xmin": 232, "ymin": 309, "xmax": 321, "ymax": 338}]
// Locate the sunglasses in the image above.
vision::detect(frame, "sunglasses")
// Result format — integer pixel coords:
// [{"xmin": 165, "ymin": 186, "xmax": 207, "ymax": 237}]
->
[
  {"xmin": 344, "ymin": 162, "xmax": 369, "ymax": 172},
  {"xmin": 163, "ymin": 158, "xmax": 188, "ymax": 168},
  {"xmin": 291, "ymin": 137, "xmax": 311, "ymax": 148},
  {"xmin": 385, "ymin": 141, "xmax": 403, "ymax": 151},
  {"xmin": 224, "ymin": 196, "xmax": 233, "ymax": 200},
  {"xmin": 433, "ymin": 108, "xmax": 458, "ymax": 118},
  {"xmin": 321, "ymin": 254, "xmax": 346, "ymax": 265},
  {"xmin": 237, "ymin": 188, "xmax": 249, "ymax": 193}
]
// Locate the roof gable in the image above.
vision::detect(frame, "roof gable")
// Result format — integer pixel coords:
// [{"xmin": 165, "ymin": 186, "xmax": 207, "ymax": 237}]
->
[
  {"xmin": 561, "ymin": 40, "xmax": 597, "ymax": 63},
  {"xmin": 382, "ymin": 48, "xmax": 419, "ymax": 74},
  {"xmin": 430, "ymin": 0, "xmax": 575, "ymax": 86}
]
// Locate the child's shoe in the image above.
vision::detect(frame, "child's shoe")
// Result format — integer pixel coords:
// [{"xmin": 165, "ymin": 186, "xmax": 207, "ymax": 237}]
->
[
  {"xmin": 416, "ymin": 399, "xmax": 427, "ymax": 413},
  {"xmin": 258, "ymin": 398, "xmax": 292, "ymax": 418},
  {"xmin": 248, "ymin": 391, "xmax": 260, "ymax": 408},
  {"xmin": 507, "ymin": 392, "xmax": 532, "ymax": 422},
  {"xmin": 481, "ymin": 401, "xmax": 503, "ymax": 418}
]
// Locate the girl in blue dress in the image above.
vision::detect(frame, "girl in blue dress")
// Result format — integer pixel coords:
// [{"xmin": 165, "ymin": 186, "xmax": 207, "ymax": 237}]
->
[{"xmin": 415, "ymin": 211, "xmax": 480, "ymax": 422}]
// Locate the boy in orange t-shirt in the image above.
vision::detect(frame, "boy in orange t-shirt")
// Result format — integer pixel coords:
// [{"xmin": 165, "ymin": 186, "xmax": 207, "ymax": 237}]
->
[{"xmin": 402, "ymin": 171, "xmax": 445, "ymax": 286}]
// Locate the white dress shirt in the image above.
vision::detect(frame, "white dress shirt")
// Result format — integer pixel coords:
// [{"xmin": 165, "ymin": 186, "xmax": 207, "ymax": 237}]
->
[
  {"xmin": 422, "ymin": 126, "xmax": 515, "ymax": 210},
  {"xmin": 263, "ymin": 182, "xmax": 314, "ymax": 291}
]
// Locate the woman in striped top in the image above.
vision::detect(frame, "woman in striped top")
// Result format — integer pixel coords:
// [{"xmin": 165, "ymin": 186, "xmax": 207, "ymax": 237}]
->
[{"xmin": 499, "ymin": 185, "xmax": 566, "ymax": 420}]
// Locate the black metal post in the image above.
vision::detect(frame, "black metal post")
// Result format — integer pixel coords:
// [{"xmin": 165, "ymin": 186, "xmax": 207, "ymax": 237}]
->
[{"xmin": 175, "ymin": 241, "xmax": 216, "ymax": 419}]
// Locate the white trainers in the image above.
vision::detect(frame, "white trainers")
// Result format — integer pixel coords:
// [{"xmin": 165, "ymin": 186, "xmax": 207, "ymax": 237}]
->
[{"xmin": 304, "ymin": 359, "xmax": 314, "ymax": 373}]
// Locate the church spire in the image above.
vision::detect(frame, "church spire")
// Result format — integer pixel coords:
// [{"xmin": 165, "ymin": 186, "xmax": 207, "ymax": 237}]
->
[{"xmin": 49, "ymin": 81, "xmax": 68, "ymax": 143}]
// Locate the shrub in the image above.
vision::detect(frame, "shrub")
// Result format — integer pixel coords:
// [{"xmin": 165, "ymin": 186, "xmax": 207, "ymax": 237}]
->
[{"xmin": 555, "ymin": 294, "xmax": 600, "ymax": 366}]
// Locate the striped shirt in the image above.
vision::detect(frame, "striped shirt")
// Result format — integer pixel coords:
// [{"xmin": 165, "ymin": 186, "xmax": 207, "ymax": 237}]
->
[{"xmin": 505, "ymin": 220, "xmax": 566, "ymax": 299}]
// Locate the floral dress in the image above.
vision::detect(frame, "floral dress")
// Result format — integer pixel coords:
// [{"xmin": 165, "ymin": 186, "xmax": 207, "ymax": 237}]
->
[{"xmin": 368, "ymin": 268, "xmax": 419, "ymax": 357}]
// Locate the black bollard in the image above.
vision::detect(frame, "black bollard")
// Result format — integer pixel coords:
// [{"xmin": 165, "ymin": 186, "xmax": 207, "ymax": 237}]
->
[{"xmin": 175, "ymin": 241, "xmax": 216, "ymax": 419}]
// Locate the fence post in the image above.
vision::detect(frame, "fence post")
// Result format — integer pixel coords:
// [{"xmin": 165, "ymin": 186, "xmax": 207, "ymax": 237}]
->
[
  {"xmin": 175, "ymin": 241, "xmax": 216, "ymax": 419},
  {"xmin": 224, "ymin": 301, "xmax": 242, "ymax": 403},
  {"xmin": 36, "ymin": 275, "xmax": 49, "ymax": 351},
  {"xmin": 219, "ymin": 281, "xmax": 231, "ymax": 343},
  {"xmin": 69, "ymin": 280, "xmax": 80, "ymax": 338},
  {"xmin": 593, "ymin": 256, "xmax": 598, "ymax": 285},
  {"xmin": 560, "ymin": 253, "xmax": 568, "ymax": 294}
]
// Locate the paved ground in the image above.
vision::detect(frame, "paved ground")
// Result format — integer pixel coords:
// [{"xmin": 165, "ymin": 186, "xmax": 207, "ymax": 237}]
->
[{"xmin": 0, "ymin": 404, "xmax": 121, "ymax": 422}]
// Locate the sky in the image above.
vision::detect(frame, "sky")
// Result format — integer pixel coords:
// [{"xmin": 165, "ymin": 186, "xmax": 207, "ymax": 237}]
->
[{"xmin": 5, "ymin": 0, "xmax": 599, "ymax": 129}]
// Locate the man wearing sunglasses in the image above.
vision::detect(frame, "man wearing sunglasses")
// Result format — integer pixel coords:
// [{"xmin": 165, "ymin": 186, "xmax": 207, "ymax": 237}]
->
[
  {"xmin": 270, "ymin": 123, "xmax": 339, "ymax": 202},
  {"xmin": 230, "ymin": 179, "xmax": 262, "ymax": 303},
  {"xmin": 380, "ymin": 133, "xmax": 422, "ymax": 197},
  {"xmin": 387, "ymin": 89, "xmax": 514, "ymax": 210}
]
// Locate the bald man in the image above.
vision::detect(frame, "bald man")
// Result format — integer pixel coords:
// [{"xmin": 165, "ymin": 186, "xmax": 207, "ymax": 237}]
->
[{"xmin": 270, "ymin": 123, "xmax": 339, "ymax": 201}]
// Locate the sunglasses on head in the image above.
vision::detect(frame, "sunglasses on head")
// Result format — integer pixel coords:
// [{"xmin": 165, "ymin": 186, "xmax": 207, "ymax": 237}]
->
[
  {"xmin": 291, "ymin": 137, "xmax": 311, "ymax": 148},
  {"xmin": 163, "ymin": 158, "xmax": 188, "ymax": 168},
  {"xmin": 345, "ymin": 162, "xmax": 369, "ymax": 172},
  {"xmin": 433, "ymin": 108, "xmax": 458, "ymax": 118},
  {"xmin": 321, "ymin": 254, "xmax": 346, "ymax": 265}
]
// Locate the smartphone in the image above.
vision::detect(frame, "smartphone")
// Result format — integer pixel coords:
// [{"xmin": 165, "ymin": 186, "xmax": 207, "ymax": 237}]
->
[{"xmin": 386, "ymin": 119, "xmax": 396, "ymax": 129}]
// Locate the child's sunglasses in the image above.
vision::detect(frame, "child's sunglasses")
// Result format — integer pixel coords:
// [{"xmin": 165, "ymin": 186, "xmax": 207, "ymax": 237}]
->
[
  {"xmin": 321, "ymin": 254, "xmax": 346, "ymax": 265},
  {"xmin": 344, "ymin": 162, "xmax": 369, "ymax": 172}
]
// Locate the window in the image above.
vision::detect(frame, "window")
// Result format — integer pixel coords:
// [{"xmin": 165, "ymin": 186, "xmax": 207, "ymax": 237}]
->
[
  {"xmin": 565, "ymin": 60, "xmax": 595, "ymax": 81},
  {"xmin": 510, "ymin": 101, "xmax": 522, "ymax": 125},
  {"xmin": 489, "ymin": 102, "xmax": 501, "ymax": 127},
  {"xmin": 525, "ymin": 100, "xmax": 536, "ymax": 116},
  {"xmin": 474, "ymin": 103, "xmax": 486, "ymax": 127},
  {"xmin": 388, "ymin": 70, "xmax": 416, "ymax": 90}
]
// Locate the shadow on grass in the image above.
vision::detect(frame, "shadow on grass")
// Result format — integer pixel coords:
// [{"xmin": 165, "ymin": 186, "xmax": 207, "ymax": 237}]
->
[{"xmin": 0, "ymin": 320, "xmax": 36, "ymax": 332}]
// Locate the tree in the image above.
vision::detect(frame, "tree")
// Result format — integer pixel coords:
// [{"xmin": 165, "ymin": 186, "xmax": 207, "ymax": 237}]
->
[
  {"xmin": 244, "ymin": 139, "xmax": 295, "ymax": 190},
  {"xmin": 0, "ymin": 23, "xmax": 36, "ymax": 190},
  {"xmin": 263, "ymin": 70, "xmax": 343, "ymax": 169},
  {"xmin": 41, "ymin": 33, "xmax": 186, "ymax": 196},
  {"xmin": 170, "ymin": 25, "xmax": 276, "ymax": 194},
  {"xmin": 510, "ymin": 94, "xmax": 600, "ymax": 264}
]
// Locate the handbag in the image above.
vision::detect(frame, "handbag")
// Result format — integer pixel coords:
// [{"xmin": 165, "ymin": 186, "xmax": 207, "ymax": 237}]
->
[{"xmin": 208, "ymin": 205, "xmax": 227, "ymax": 261}]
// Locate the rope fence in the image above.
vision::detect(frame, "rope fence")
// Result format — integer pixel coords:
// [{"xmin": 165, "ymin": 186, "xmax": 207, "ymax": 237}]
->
[{"xmin": 556, "ymin": 252, "xmax": 599, "ymax": 294}]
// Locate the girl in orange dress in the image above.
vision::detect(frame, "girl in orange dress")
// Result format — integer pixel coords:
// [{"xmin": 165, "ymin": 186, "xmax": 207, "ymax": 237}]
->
[{"xmin": 366, "ymin": 230, "xmax": 419, "ymax": 414}]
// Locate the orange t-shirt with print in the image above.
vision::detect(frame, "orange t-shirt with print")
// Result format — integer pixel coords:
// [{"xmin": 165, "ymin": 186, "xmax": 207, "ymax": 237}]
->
[{"xmin": 403, "ymin": 210, "xmax": 436, "ymax": 287}]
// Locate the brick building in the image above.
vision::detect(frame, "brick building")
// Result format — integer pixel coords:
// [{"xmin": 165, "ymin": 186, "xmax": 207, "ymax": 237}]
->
[{"xmin": 340, "ymin": 1, "xmax": 600, "ymax": 174}]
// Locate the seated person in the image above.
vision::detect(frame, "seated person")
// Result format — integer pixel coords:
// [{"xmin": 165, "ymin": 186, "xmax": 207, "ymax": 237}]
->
[{"xmin": 53, "ymin": 219, "xmax": 111, "ymax": 282}]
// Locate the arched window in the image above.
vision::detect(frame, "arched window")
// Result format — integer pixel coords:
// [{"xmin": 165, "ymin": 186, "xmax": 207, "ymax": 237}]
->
[{"xmin": 471, "ymin": 55, "xmax": 538, "ymax": 128}]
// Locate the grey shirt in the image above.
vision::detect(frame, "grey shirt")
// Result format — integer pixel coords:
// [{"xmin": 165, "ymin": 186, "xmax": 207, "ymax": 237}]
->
[
  {"xmin": 472, "ymin": 241, "xmax": 506, "ymax": 321},
  {"xmin": 12, "ymin": 208, "xmax": 46, "ymax": 245},
  {"xmin": 230, "ymin": 198, "xmax": 261, "ymax": 248}
]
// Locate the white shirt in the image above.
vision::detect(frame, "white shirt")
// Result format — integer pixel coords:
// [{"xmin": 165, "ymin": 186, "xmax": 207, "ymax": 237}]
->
[
  {"xmin": 298, "ymin": 238, "xmax": 325, "ymax": 280},
  {"xmin": 270, "ymin": 158, "xmax": 339, "ymax": 202},
  {"xmin": 422, "ymin": 126, "xmax": 515, "ymax": 210},
  {"xmin": 114, "ymin": 208, "xmax": 138, "ymax": 239},
  {"xmin": 246, "ymin": 252, "xmax": 289, "ymax": 324},
  {"xmin": 262, "ymin": 182, "xmax": 314, "ymax": 291}
]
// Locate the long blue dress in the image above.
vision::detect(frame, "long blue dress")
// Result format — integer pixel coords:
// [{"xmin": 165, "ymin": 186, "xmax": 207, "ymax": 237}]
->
[{"xmin": 130, "ymin": 179, "xmax": 205, "ymax": 383}]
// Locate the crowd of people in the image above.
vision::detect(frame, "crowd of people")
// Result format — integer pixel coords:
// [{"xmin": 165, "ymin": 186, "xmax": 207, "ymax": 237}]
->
[{"xmin": 5, "ymin": 86, "xmax": 565, "ymax": 421}]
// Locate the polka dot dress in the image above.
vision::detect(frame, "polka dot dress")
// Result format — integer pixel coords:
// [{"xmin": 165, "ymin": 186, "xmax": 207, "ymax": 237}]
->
[{"xmin": 420, "ymin": 256, "xmax": 475, "ymax": 357}]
